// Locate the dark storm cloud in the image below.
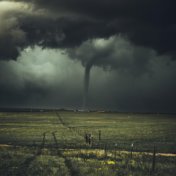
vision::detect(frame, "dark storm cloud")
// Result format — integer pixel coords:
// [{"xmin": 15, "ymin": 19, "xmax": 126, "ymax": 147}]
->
[
  {"xmin": 0, "ymin": 1, "xmax": 108, "ymax": 60},
  {"xmin": 0, "ymin": 0, "xmax": 176, "ymax": 113},
  {"xmin": 0, "ymin": 0, "xmax": 176, "ymax": 61},
  {"xmin": 68, "ymin": 36, "xmax": 156, "ymax": 75},
  {"xmin": 0, "ymin": 1, "xmax": 67, "ymax": 60},
  {"xmin": 19, "ymin": 0, "xmax": 176, "ymax": 55}
]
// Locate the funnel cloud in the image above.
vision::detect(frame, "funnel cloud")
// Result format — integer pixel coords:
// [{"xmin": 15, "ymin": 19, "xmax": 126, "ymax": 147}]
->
[{"xmin": 83, "ymin": 59, "xmax": 95, "ymax": 109}]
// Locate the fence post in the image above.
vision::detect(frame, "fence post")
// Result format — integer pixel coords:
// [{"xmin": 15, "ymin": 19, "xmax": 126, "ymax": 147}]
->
[
  {"xmin": 130, "ymin": 143, "xmax": 134, "ymax": 159},
  {"xmin": 104, "ymin": 144, "xmax": 107, "ymax": 157},
  {"xmin": 52, "ymin": 132, "xmax": 59, "ymax": 155},
  {"xmin": 152, "ymin": 145, "xmax": 156, "ymax": 173},
  {"xmin": 37, "ymin": 132, "xmax": 46, "ymax": 155},
  {"xmin": 98, "ymin": 130, "xmax": 101, "ymax": 141},
  {"xmin": 42, "ymin": 132, "xmax": 46, "ymax": 148},
  {"xmin": 114, "ymin": 143, "xmax": 117, "ymax": 159}
]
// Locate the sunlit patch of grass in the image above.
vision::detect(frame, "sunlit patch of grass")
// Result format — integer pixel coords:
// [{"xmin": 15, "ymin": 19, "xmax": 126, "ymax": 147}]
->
[{"xmin": 106, "ymin": 160, "xmax": 116, "ymax": 165}]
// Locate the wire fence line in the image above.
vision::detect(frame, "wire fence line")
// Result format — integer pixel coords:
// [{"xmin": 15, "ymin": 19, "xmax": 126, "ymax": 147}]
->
[
  {"xmin": 0, "ymin": 111, "xmax": 175, "ymax": 154},
  {"xmin": 3, "ymin": 134, "xmax": 175, "ymax": 155}
]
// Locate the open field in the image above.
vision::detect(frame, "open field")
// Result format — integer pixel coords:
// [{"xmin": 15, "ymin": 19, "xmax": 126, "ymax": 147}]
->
[{"xmin": 0, "ymin": 111, "xmax": 176, "ymax": 175}]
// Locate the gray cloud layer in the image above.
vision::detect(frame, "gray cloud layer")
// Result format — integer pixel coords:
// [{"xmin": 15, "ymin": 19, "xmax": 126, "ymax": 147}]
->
[
  {"xmin": 0, "ymin": 0, "xmax": 176, "ymax": 112},
  {"xmin": 0, "ymin": 42, "xmax": 176, "ymax": 113},
  {"xmin": 0, "ymin": 0, "xmax": 176, "ymax": 61}
]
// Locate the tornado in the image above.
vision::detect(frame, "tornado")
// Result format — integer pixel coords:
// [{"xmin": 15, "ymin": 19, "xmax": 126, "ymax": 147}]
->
[{"xmin": 83, "ymin": 59, "xmax": 94, "ymax": 110}]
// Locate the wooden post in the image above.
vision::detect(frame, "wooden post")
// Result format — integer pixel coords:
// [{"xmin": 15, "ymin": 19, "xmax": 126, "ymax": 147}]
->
[
  {"xmin": 104, "ymin": 144, "xmax": 107, "ymax": 157},
  {"xmin": 152, "ymin": 145, "xmax": 156, "ymax": 173},
  {"xmin": 114, "ymin": 143, "xmax": 117, "ymax": 159},
  {"xmin": 52, "ymin": 132, "xmax": 59, "ymax": 155},
  {"xmin": 77, "ymin": 150, "xmax": 79, "ymax": 160},
  {"xmin": 37, "ymin": 132, "xmax": 46, "ymax": 155},
  {"xmin": 98, "ymin": 130, "xmax": 101, "ymax": 141},
  {"xmin": 130, "ymin": 143, "xmax": 134, "ymax": 159},
  {"xmin": 42, "ymin": 132, "xmax": 46, "ymax": 147}
]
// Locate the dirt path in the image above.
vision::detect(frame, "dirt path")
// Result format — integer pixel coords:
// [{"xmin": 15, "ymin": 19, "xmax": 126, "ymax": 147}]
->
[
  {"xmin": 51, "ymin": 131, "xmax": 81, "ymax": 176},
  {"xmin": 13, "ymin": 132, "xmax": 47, "ymax": 176},
  {"xmin": 55, "ymin": 111, "xmax": 84, "ymax": 139}
]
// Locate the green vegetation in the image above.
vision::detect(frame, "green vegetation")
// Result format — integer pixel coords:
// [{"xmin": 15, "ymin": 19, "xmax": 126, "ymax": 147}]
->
[{"xmin": 0, "ymin": 111, "xmax": 175, "ymax": 175}]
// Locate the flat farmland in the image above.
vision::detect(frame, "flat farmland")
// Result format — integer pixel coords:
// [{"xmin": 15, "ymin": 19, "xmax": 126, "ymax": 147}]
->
[{"xmin": 0, "ymin": 111, "xmax": 176, "ymax": 176}]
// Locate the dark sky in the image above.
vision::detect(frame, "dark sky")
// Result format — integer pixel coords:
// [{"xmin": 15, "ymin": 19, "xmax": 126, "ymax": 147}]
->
[{"xmin": 0, "ymin": 0, "xmax": 176, "ymax": 112}]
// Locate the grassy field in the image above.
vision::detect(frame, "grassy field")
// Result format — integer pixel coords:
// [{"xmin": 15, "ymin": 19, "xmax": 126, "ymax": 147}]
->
[{"xmin": 0, "ymin": 111, "xmax": 176, "ymax": 175}]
